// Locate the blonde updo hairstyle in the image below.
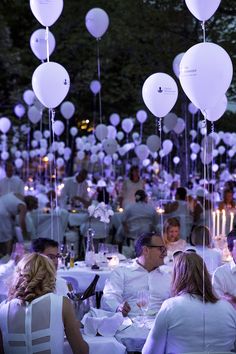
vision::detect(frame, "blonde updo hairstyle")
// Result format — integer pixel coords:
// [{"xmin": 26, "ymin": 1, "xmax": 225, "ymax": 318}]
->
[{"xmin": 8, "ymin": 253, "xmax": 56, "ymax": 304}]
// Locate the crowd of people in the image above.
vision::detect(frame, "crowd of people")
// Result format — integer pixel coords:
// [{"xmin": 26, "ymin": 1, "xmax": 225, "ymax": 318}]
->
[{"xmin": 0, "ymin": 161, "xmax": 236, "ymax": 353}]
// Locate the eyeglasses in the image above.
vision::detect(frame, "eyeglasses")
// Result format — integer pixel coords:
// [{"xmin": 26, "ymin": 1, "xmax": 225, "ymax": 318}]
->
[
  {"xmin": 46, "ymin": 253, "xmax": 60, "ymax": 261},
  {"xmin": 147, "ymin": 245, "xmax": 167, "ymax": 253},
  {"xmin": 172, "ymin": 248, "xmax": 196, "ymax": 258}
]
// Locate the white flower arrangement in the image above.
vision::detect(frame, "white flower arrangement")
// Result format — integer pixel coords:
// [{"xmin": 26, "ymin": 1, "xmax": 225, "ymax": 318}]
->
[{"xmin": 88, "ymin": 202, "xmax": 114, "ymax": 223}]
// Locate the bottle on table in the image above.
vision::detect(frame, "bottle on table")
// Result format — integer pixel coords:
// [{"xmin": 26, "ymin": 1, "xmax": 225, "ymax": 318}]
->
[
  {"xmin": 70, "ymin": 243, "xmax": 75, "ymax": 268},
  {"xmin": 85, "ymin": 227, "xmax": 95, "ymax": 266}
]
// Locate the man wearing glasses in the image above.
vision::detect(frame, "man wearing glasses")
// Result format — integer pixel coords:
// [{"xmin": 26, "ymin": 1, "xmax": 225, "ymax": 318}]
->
[
  {"xmin": 31, "ymin": 237, "xmax": 68, "ymax": 296},
  {"xmin": 101, "ymin": 232, "xmax": 171, "ymax": 317}
]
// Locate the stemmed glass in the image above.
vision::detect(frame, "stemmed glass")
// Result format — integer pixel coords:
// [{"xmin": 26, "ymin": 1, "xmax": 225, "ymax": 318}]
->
[
  {"xmin": 60, "ymin": 243, "xmax": 69, "ymax": 269},
  {"xmin": 136, "ymin": 289, "xmax": 149, "ymax": 326}
]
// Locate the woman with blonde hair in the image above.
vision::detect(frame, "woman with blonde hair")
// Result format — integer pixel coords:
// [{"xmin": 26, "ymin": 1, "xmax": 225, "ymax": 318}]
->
[
  {"xmin": 142, "ymin": 252, "xmax": 236, "ymax": 354},
  {"xmin": 163, "ymin": 217, "xmax": 186, "ymax": 256},
  {"xmin": 0, "ymin": 253, "xmax": 88, "ymax": 354}
]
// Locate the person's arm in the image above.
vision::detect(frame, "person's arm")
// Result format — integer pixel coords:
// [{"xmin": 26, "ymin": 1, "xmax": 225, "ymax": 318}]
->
[
  {"xmin": 18, "ymin": 204, "xmax": 27, "ymax": 238},
  {"xmin": 212, "ymin": 268, "xmax": 225, "ymax": 298},
  {"xmin": 71, "ymin": 195, "xmax": 90, "ymax": 208},
  {"xmin": 63, "ymin": 297, "xmax": 89, "ymax": 354},
  {"xmin": 0, "ymin": 329, "xmax": 5, "ymax": 354},
  {"xmin": 142, "ymin": 302, "xmax": 168, "ymax": 354}
]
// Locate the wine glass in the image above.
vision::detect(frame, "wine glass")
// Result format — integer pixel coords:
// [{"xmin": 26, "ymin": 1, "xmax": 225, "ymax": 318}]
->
[
  {"xmin": 136, "ymin": 289, "xmax": 149, "ymax": 326},
  {"xmin": 60, "ymin": 243, "xmax": 69, "ymax": 269}
]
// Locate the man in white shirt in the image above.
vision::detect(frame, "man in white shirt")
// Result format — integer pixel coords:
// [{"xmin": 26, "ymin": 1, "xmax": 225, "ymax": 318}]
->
[
  {"xmin": 60, "ymin": 169, "xmax": 90, "ymax": 208},
  {"xmin": 101, "ymin": 232, "xmax": 171, "ymax": 317},
  {"xmin": 212, "ymin": 229, "xmax": 236, "ymax": 307},
  {"xmin": 31, "ymin": 237, "xmax": 68, "ymax": 295},
  {"xmin": 0, "ymin": 161, "xmax": 24, "ymax": 196}
]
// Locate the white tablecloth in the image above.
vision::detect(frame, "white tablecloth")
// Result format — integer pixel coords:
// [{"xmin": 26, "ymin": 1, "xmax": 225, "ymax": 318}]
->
[{"xmin": 64, "ymin": 335, "xmax": 126, "ymax": 354}]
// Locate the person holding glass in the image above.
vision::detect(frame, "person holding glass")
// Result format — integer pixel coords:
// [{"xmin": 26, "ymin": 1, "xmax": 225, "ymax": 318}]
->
[
  {"xmin": 142, "ymin": 252, "xmax": 236, "ymax": 354},
  {"xmin": 0, "ymin": 253, "xmax": 89, "ymax": 354}
]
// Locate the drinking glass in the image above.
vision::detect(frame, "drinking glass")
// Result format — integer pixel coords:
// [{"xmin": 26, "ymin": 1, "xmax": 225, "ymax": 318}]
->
[
  {"xmin": 136, "ymin": 289, "xmax": 149, "ymax": 326},
  {"xmin": 60, "ymin": 243, "xmax": 69, "ymax": 269}
]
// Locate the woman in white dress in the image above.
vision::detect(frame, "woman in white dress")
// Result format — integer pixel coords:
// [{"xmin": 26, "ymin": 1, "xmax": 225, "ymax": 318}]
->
[
  {"xmin": 0, "ymin": 252, "xmax": 88, "ymax": 354},
  {"xmin": 142, "ymin": 252, "xmax": 236, "ymax": 354}
]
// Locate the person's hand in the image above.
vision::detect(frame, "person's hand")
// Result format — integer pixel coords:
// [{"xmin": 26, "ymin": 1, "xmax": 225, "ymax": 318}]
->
[{"xmin": 117, "ymin": 301, "xmax": 131, "ymax": 317}]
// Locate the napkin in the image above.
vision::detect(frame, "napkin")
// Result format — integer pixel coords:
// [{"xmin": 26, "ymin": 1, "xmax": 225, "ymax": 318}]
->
[{"xmin": 82, "ymin": 308, "xmax": 127, "ymax": 337}]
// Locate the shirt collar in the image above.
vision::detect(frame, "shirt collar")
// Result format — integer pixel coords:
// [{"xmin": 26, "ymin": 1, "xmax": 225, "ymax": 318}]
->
[{"xmin": 130, "ymin": 259, "xmax": 161, "ymax": 273}]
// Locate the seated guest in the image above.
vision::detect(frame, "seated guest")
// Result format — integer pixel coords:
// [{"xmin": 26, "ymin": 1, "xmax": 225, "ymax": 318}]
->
[
  {"xmin": 31, "ymin": 238, "xmax": 68, "ymax": 296},
  {"xmin": 164, "ymin": 187, "xmax": 193, "ymax": 241},
  {"xmin": 118, "ymin": 189, "xmax": 159, "ymax": 243},
  {"xmin": 0, "ymin": 161, "xmax": 24, "ymax": 196},
  {"xmin": 0, "ymin": 253, "xmax": 88, "ymax": 354},
  {"xmin": 119, "ymin": 165, "xmax": 145, "ymax": 209},
  {"xmin": 101, "ymin": 231, "xmax": 171, "ymax": 317},
  {"xmin": 218, "ymin": 188, "xmax": 236, "ymax": 211},
  {"xmin": 191, "ymin": 225, "xmax": 221, "ymax": 275},
  {"xmin": 212, "ymin": 229, "xmax": 236, "ymax": 308},
  {"xmin": 163, "ymin": 217, "xmax": 186, "ymax": 256},
  {"xmin": 142, "ymin": 252, "xmax": 236, "ymax": 354}
]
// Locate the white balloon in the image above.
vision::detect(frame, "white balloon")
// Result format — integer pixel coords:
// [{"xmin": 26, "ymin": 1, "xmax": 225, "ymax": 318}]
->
[
  {"xmin": 164, "ymin": 112, "xmax": 178, "ymax": 130},
  {"xmin": 189, "ymin": 130, "xmax": 197, "ymax": 139},
  {"xmin": 102, "ymin": 138, "xmax": 118, "ymax": 155},
  {"xmin": 15, "ymin": 158, "xmax": 23, "ymax": 169},
  {"xmin": 109, "ymin": 113, "xmax": 120, "ymax": 126},
  {"xmin": 200, "ymin": 151, "xmax": 213, "ymax": 164},
  {"xmin": 98, "ymin": 151, "xmax": 105, "ymax": 160},
  {"xmin": 190, "ymin": 153, "xmax": 197, "ymax": 161},
  {"xmin": 85, "ymin": 8, "xmax": 109, "ymax": 39},
  {"xmin": 56, "ymin": 157, "xmax": 64, "ymax": 168},
  {"xmin": 205, "ymin": 95, "xmax": 227, "ymax": 122},
  {"xmin": 162, "ymin": 139, "xmax": 173, "ymax": 154},
  {"xmin": 90, "ymin": 80, "xmax": 101, "ymax": 95},
  {"xmin": 173, "ymin": 118, "xmax": 185, "ymax": 134},
  {"xmin": 23, "ymin": 89, "xmax": 35, "ymax": 105},
  {"xmin": 90, "ymin": 154, "xmax": 98, "ymax": 163},
  {"xmin": 60, "ymin": 101, "xmax": 75, "ymax": 120},
  {"xmin": 173, "ymin": 156, "xmax": 180, "ymax": 164},
  {"xmin": 107, "ymin": 125, "xmax": 117, "ymax": 140},
  {"xmin": 28, "ymin": 106, "xmax": 42, "ymax": 124},
  {"xmin": 121, "ymin": 118, "xmax": 134, "ymax": 134},
  {"xmin": 172, "ymin": 52, "xmax": 185, "ymax": 78},
  {"xmin": 70, "ymin": 127, "xmax": 78, "ymax": 137},
  {"xmin": 0, "ymin": 117, "xmax": 11, "ymax": 134},
  {"xmin": 32, "ymin": 62, "xmax": 70, "ymax": 109},
  {"xmin": 31, "ymin": 140, "xmax": 38, "ymax": 148},
  {"xmin": 30, "ymin": 28, "xmax": 56, "ymax": 61},
  {"xmin": 180, "ymin": 42, "xmax": 233, "ymax": 110},
  {"xmin": 1, "ymin": 151, "xmax": 9, "ymax": 160},
  {"xmin": 136, "ymin": 110, "xmax": 148, "ymax": 124},
  {"xmin": 185, "ymin": 0, "xmax": 221, "ymax": 21},
  {"xmin": 77, "ymin": 151, "xmax": 85, "ymax": 160},
  {"xmin": 135, "ymin": 144, "xmax": 149, "ymax": 160},
  {"xmin": 163, "ymin": 125, "xmax": 170, "ymax": 134},
  {"xmin": 143, "ymin": 159, "xmax": 151, "ymax": 167},
  {"xmin": 53, "ymin": 120, "xmax": 65, "ymax": 136},
  {"xmin": 47, "ymin": 153, "xmax": 54, "ymax": 162},
  {"xmin": 112, "ymin": 153, "xmax": 118, "ymax": 161},
  {"xmin": 95, "ymin": 124, "xmax": 108, "ymax": 141},
  {"xmin": 14, "ymin": 104, "xmax": 25, "ymax": 118},
  {"xmin": 104, "ymin": 155, "xmax": 112, "ymax": 166},
  {"xmin": 44, "ymin": 130, "xmax": 51, "ymax": 139},
  {"xmin": 117, "ymin": 131, "xmax": 124, "ymax": 141},
  {"xmin": 146, "ymin": 135, "xmax": 161, "ymax": 152},
  {"xmin": 200, "ymin": 127, "xmax": 207, "ymax": 135},
  {"xmin": 30, "ymin": 0, "xmax": 63, "ymax": 27},
  {"xmin": 190, "ymin": 143, "xmax": 201, "ymax": 154},
  {"xmin": 15, "ymin": 151, "xmax": 21, "ymax": 158},
  {"xmin": 142, "ymin": 73, "xmax": 178, "ymax": 118},
  {"xmin": 212, "ymin": 163, "xmax": 219, "ymax": 172},
  {"xmin": 33, "ymin": 130, "xmax": 43, "ymax": 141},
  {"xmin": 188, "ymin": 102, "xmax": 199, "ymax": 115}
]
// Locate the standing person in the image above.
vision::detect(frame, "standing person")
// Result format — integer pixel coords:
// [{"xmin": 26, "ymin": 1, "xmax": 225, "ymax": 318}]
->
[
  {"xmin": 142, "ymin": 252, "xmax": 236, "ymax": 354},
  {"xmin": 0, "ymin": 253, "xmax": 89, "ymax": 354},
  {"xmin": 60, "ymin": 169, "xmax": 90, "ymax": 208},
  {"xmin": 0, "ymin": 161, "xmax": 24, "ymax": 196},
  {"xmin": 0, "ymin": 194, "xmax": 38, "ymax": 255},
  {"xmin": 218, "ymin": 188, "xmax": 236, "ymax": 211},
  {"xmin": 101, "ymin": 231, "xmax": 171, "ymax": 317},
  {"xmin": 119, "ymin": 165, "xmax": 145, "ymax": 209}
]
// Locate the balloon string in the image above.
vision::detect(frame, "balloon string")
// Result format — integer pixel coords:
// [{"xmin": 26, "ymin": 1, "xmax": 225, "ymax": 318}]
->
[
  {"xmin": 201, "ymin": 21, "xmax": 206, "ymax": 43},
  {"xmin": 211, "ymin": 122, "xmax": 215, "ymax": 206},
  {"xmin": 45, "ymin": 26, "xmax": 50, "ymax": 62},
  {"xmin": 96, "ymin": 39, "xmax": 102, "ymax": 124},
  {"xmin": 140, "ymin": 123, "xmax": 143, "ymax": 142},
  {"xmin": 184, "ymin": 109, "xmax": 188, "ymax": 181}
]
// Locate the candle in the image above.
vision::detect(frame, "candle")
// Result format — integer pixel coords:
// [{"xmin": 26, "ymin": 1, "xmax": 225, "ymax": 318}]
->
[
  {"xmin": 212, "ymin": 211, "xmax": 216, "ymax": 238},
  {"xmin": 216, "ymin": 210, "xmax": 220, "ymax": 237},
  {"xmin": 230, "ymin": 212, "xmax": 234, "ymax": 231},
  {"xmin": 221, "ymin": 209, "xmax": 226, "ymax": 236}
]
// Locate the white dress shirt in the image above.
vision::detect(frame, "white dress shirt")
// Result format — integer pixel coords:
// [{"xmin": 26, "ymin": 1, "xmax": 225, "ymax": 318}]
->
[
  {"xmin": 142, "ymin": 293, "xmax": 236, "ymax": 354},
  {"xmin": 101, "ymin": 261, "xmax": 171, "ymax": 316},
  {"xmin": 212, "ymin": 260, "xmax": 236, "ymax": 297},
  {"xmin": 0, "ymin": 176, "xmax": 24, "ymax": 196},
  {"xmin": 195, "ymin": 246, "xmax": 222, "ymax": 275},
  {"xmin": 60, "ymin": 176, "xmax": 89, "ymax": 207}
]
